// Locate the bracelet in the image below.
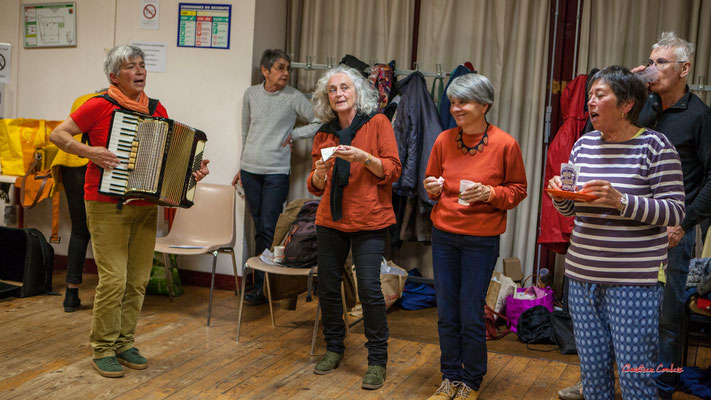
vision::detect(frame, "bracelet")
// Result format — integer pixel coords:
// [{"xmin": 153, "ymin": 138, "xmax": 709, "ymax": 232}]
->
[
  {"xmin": 364, "ymin": 153, "xmax": 373, "ymax": 166},
  {"xmin": 314, "ymin": 172, "xmax": 326, "ymax": 182}
]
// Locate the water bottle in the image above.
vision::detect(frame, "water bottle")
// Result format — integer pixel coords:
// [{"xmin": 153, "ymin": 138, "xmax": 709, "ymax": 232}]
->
[{"xmin": 538, "ymin": 268, "xmax": 551, "ymax": 287}]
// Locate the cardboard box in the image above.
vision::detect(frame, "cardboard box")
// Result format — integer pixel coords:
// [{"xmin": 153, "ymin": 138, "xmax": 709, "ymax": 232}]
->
[
  {"xmin": 503, "ymin": 257, "xmax": 524, "ymax": 282},
  {"xmin": 485, "ymin": 271, "xmax": 502, "ymax": 311}
]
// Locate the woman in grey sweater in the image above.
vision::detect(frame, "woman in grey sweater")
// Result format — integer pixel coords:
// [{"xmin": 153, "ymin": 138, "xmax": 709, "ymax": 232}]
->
[{"xmin": 232, "ymin": 49, "xmax": 320, "ymax": 305}]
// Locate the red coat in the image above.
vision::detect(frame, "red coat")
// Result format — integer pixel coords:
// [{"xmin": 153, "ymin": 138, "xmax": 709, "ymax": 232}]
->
[{"xmin": 538, "ymin": 74, "xmax": 588, "ymax": 253}]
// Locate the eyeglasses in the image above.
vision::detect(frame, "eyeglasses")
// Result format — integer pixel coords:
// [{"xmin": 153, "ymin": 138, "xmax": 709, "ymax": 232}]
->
[
  {"xmin": 272, "ymin": 64, "xmax": 291, "ymax": 72},
  {"xmin": 646, "ymin": 58, "xmax": 686, "ymax": 69}
]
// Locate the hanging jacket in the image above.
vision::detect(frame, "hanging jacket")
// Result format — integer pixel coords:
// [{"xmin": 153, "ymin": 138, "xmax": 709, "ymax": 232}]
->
[
  {"xmin": 438, "ymin": 65, "xmax": 474, "ymax": 130},
  {"xmin": 392, "ymin": 72, "xmax": 443, "ymax": 205},
  {"xmin": 538, "ymin": 74, "xmax": 589, "ymax": 253},
  {"xmin": 369, "ymin": 61, "xmax": 397, "ymax": 113}
]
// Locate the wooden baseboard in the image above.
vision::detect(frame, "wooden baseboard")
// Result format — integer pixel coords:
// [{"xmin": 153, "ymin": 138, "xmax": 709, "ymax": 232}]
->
[{"xmin": 53, "ymin": 255, "xmax": 242, "ymax": 291}]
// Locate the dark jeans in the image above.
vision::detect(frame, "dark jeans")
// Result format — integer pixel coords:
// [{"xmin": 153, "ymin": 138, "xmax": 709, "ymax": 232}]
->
[
  {"xmin": 62, "ymin": 166, "xmax": 90, "ymax": 285},
  {"xmin": 317, "ymin": 226, "xmax": 389, "ymax": 367},
  {"xmin": 431, "ymin": 227, "xmax": 499, "ymax": 390},
  {"xmin": 241, "ymin": 170, "xmax": 290, "ymax": 290},
  {"xmin": 656, "ymin": 228, "xmax": 696, "ymax": 397}
]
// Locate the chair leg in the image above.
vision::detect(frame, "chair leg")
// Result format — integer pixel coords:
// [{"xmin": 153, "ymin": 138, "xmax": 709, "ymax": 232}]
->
[
  {"xmin": 236, "ymin": 263, "xmax": 249, "ymax": 343},
  {"xmin": 224, "ymin": 248, "xmax": 239, "ymax": 296},
  {"xmin": 207, "ymin": 250, "xmax": 218, "ymax": 326},
  {"xmin": 683, "ymin": 302, "xmax": 691, "ymax": 366},
  {"xmin": 162, "ymin": 253, "xmax": 174, "ymax": 302},
  {"xmin": 311, "ymin": 298, "xmax": 320, "ymax": 356},
  {"xmin": 341, "ymin": 282, "xmax": 349, "ymax": 338},
  {"xmin": 264, "ymin": 272, "xmax": 276, "ymax": 328}
]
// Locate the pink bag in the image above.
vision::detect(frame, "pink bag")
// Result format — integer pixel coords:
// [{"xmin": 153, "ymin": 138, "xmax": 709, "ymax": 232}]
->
[{"xmin": 505, "ymin": 286, "xmax": 554, "ymax": 332}]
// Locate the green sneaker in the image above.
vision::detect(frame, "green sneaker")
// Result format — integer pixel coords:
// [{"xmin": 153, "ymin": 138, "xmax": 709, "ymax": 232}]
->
[
  {"xmin": 361, "ymin": 365, "xmax": 386, "ymax": 390},
  {"xmin": 116, "ymin": 347, "xmax": 148, "ymax": 370},
  {"xmin": 92, "ymin": 356, "xmax": 124, "ymax": 378},
  {"xmin": 313, "ymin": 351, "xmax": 343, "ymax": 375}
]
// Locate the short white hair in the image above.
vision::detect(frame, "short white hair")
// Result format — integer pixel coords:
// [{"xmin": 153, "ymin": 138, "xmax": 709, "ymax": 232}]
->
[
  {"xmin": 652, "ymin": 32, "xmax": 694, "ymax": 64},
  {"xmin": 103, "ymin": 45, "xmax": 145, "ymax": 83}
]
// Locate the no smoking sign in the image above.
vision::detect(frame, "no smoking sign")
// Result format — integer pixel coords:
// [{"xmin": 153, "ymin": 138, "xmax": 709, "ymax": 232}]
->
[{"xmin": 140, "ymin": 0, "xmax": 159, "ymax": 30}]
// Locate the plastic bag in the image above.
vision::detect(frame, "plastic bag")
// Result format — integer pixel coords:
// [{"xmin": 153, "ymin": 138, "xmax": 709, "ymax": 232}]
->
[{"xmin": 146, "ymin": 253, "xmax": 183, "ymax": 296}]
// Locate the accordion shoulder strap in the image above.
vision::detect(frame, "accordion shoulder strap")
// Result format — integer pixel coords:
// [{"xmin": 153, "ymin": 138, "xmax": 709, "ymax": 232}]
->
[{"xmin": 81, "ymin": 94, "xmax": 160, "ymax": 146}]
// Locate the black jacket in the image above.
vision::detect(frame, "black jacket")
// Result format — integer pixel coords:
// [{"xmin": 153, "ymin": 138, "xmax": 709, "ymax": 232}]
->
[
  {"xmin": 392, "ymin": 72, "xmax": 443, "ymax": 205},
  {"xmin": 638, "ymin": 88, "xmax": 711, "ymax": 231}
]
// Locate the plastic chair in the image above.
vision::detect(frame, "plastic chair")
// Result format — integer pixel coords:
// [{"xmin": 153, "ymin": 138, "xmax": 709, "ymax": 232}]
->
[
  {"xmin": 236, "ymin": 256, "xmax": 349, "ymax": 355},
  {"xmin": 155, "ymin": 183, "xmax": 239, "ymax": 326}
]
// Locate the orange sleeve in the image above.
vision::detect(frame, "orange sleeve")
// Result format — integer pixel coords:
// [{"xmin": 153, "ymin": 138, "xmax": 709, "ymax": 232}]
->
[
  {"xmin": 307, "ymin": 132, "xmax": 329, "ymax": 197},
  {"xmin": 488, "ymin": 139, "xmax": 528, "ymax": 210},
  {"xmin": 424, "ymin": 133, "xmax": 445, "ymax": 201},
  {"xmin": 373, "ymin": 116, "xmax": 402, "ymax": 185}
]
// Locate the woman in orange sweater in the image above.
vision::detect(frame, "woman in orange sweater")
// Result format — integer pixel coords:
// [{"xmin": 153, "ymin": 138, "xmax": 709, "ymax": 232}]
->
[
  {"xmin": 307, "ymin": 65, "xmax": 401, "ymax": 390},
  {"xmin": 423, "ymin": 73, "xmax": 527, "ymax": 400}
]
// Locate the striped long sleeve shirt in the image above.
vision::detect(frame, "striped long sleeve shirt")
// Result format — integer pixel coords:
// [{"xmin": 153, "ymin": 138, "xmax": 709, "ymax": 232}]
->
[{"xmin": 553, "ymin": 129, "xmax": 685, "ymax": 285}]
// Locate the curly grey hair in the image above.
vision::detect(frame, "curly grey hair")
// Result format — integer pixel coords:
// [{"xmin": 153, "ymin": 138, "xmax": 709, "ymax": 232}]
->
[
  {"xmin": 103, "ymin": 45, "xmax": 145, "ymax": 83},
  {"xmin": 652, "ymin": 31, "xmax": 695, "ymax": 64},
  {"xmin": 312, "ymin": 65, "xmax": 378, "ymax": 122},
  {"xmin": 446, "ymin": 73, "xmax": 495, "ymax": 114}
]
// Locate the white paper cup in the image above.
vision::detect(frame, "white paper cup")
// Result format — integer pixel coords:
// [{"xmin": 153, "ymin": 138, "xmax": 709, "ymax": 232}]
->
[
  {"xmin": 273, "ymin": 245, "xmax": 285, "ymax": 263},
  {"xmin": 459, "ymin": 180, "xmax": 476, "ymax": 205}
]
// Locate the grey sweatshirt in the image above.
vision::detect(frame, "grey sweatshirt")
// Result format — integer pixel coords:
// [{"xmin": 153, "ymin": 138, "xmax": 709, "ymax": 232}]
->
[{"xmin": 240, "ymin": 84, "xmax": 320, "ymax": 175}]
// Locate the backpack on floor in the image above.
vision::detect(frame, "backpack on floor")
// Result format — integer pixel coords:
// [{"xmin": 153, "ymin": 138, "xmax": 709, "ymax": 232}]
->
[
  {"xmin": 0, "ymin": 226, "xmax": 54, "ymax": 298},
  {"xmin": 516, "ymin": 305, "xmax": 556, "ymax": 345},
  {"xmin": 282, "ymin": 200, "xmax": 319, "ymax": 268}
]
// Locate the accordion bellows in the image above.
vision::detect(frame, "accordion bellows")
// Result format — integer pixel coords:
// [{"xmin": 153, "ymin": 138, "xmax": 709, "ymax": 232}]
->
[{"xmin": 99, "ymin": 109, "xmax": 207, "ymax": 208}]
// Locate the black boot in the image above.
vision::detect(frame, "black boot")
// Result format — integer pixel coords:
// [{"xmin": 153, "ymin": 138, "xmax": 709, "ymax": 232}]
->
[
  {"xmin": 63, "ymin": 287, "xmax": 81, "ymax": 312},
  {"xmin": 243, "ymin": 288, "xmax": 267, "ymax": 306}
]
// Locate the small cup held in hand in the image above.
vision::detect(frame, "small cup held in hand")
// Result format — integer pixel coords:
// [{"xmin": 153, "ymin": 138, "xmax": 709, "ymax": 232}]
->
[
  {"xmin": 634, "ymin": 65, "xmax": 659, "ymax": 84},
  {"xmin": 459, "ymin": 180, "xmax": 476, "ymax": 205},
  {"xmin": 273, "ymin": 245, "xmax": 285, "ymax": 263}
]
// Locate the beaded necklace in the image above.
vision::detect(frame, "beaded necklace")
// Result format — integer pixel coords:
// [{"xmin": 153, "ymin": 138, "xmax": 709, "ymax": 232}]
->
[{"xmin": 455, "ymin": 122, "xmax": 489, "ymax": 156}]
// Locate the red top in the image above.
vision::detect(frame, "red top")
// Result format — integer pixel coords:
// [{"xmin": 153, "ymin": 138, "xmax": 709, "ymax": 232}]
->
[
  {"xmin": 425, "ymin": 124, "xmax": 528, "ymax": 236},
  {"xmin": 307, "ymin": 114, "xmax": 402, "ymax": 232},
  {"xmin": 70, "ymin": 96, "xmax": 169, "ymax": 204}
]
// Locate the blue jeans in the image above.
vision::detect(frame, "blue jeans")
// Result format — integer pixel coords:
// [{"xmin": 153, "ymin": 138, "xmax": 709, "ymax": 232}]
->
[
  {"xmin": 656, "ymin": 228, "xmax": 696, "ymax": 397},
  {"xmin": 317, "ymin": 226, "xmax": 389, "ymax": 366},
  {"xmin": 431, "ymin": 227, "xmax": 499, "ymax": 390},
  {"xmin": 241, "ymin": 170, "xmax": 290, "ymax": 290}
]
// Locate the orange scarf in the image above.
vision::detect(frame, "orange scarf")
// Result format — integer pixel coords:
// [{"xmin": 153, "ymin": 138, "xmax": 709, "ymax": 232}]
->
[{"xmin": 108, "ymin": 85, "xmax": 150, "ymax": 114}]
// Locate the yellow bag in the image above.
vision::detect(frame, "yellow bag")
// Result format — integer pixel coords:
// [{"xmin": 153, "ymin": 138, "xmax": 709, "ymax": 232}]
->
[
  {"xmin": 13, "ymin": 147, "xmax": 62, "ymax": 243},
  {"xmin": 0, "ymin": 119, "xmax": 62, "ymax": 176}
]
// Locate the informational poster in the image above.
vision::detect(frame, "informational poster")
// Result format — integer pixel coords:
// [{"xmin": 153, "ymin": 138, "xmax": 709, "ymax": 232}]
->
[
  {"xmin": 130, "ymin": 41, "xmax": 167, "ymax": 73},
  {"xmin": 0, "ymin": 83, "xmax": 5, "ymax": 119},
  {"xmin": 0, "ymin": 43, "xmax": 11, "ymax": 84},
  {"xmin": 177, "ymin": 3, "xmax": 231, "ymax": 49},
  {"xmin": 23, "ymin": 2, "xmax": 77, "ymax": 48},
  {"xmin": 140, "ymin": 0, "xmax": 160, "ymax": 30}
]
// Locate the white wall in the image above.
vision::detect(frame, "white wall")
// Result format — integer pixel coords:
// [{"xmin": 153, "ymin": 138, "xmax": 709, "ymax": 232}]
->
[{"xmin": 1, "ymin": 0, "xmax": 258, "ymax": 276}]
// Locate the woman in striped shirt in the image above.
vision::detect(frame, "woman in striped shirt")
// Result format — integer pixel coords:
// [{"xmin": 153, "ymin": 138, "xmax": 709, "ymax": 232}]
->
[{"xmin": 548, "ymin": 65, "xmax": 685, "ymax": 399}]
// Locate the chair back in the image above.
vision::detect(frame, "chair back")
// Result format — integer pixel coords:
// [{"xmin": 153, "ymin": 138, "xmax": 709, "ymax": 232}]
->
[{"xmin": 161, "ymin": 183, "xmax": 235, "ymax": 249}]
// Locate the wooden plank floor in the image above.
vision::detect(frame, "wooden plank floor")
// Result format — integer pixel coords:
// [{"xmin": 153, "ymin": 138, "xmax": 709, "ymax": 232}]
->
[{"xmin": 0, "ymin": 271, "xmax": 707, "ymax": 399}]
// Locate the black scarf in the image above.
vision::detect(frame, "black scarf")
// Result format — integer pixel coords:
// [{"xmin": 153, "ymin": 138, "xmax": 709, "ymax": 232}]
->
[{"xmin": 319, "ymin": 112, "xmax": 376, "ymax": 221}]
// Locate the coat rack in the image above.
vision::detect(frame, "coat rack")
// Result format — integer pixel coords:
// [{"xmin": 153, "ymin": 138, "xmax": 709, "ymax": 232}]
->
[
  {"xmin": 290, "ymin": 56, "xmax": 450, "ymax": 79},
  {"xmin": 689, "ymin": 75, "xmax": 711, "ymax": 93}
]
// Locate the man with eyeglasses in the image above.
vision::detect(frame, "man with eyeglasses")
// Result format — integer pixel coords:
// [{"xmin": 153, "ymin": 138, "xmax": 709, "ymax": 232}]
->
[
  {"xmin": 636, "ymin": 31, "xmax": 711, "ymax": 400},
  {"xmin": 558, "ymin": 31, "xmax": 710, "ymax": 400}
]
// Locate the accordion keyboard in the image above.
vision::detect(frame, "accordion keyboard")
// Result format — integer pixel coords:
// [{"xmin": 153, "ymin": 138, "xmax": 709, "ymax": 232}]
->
[{"xmin": 99, "ymin": 111, "xmax": 140, "ymax": 196}]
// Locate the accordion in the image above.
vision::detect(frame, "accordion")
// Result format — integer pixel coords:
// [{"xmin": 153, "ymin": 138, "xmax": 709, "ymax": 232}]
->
[{"xmin": 98, "ymin": 109, "xmax": 207, "ymax": 208}]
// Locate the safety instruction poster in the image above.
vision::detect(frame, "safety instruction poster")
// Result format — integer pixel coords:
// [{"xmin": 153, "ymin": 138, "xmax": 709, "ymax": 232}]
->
[
  {"xmin": 177, "ymin": 3, "xmax": 231, "ymax": 49},
  {"xmin": 23, "ymin": 2, "xmax": 77, "ymax": 48}
]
